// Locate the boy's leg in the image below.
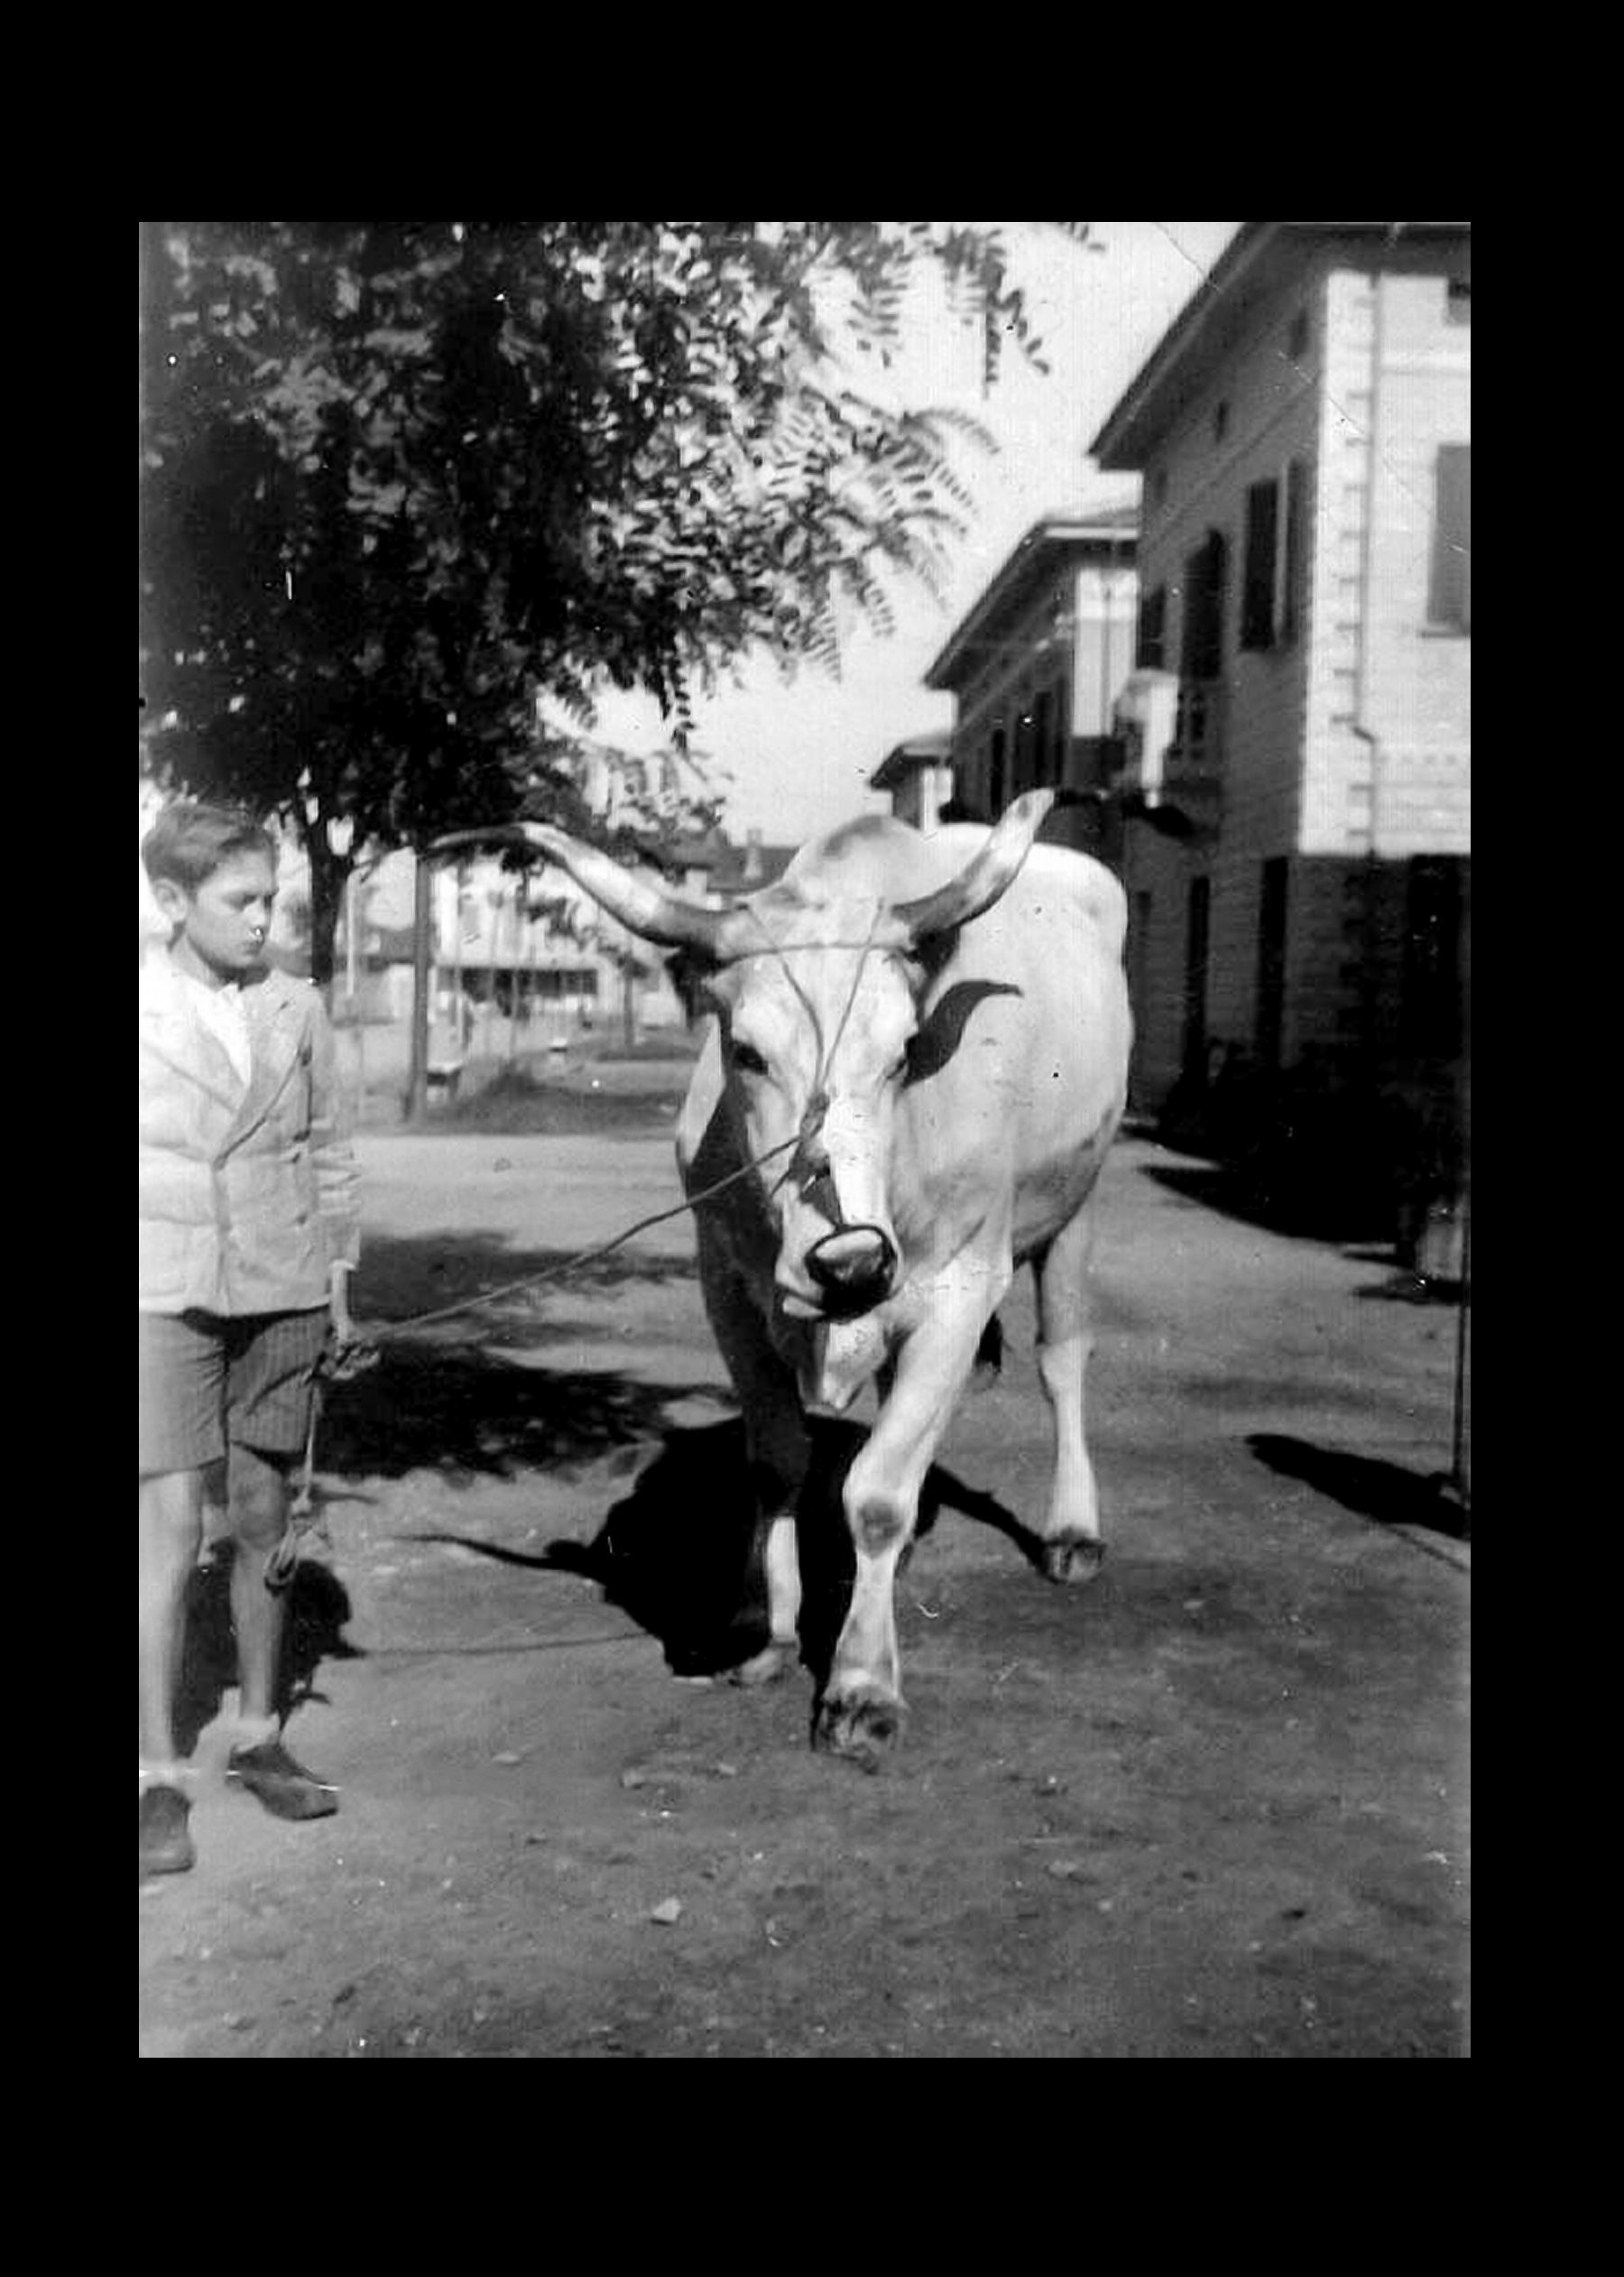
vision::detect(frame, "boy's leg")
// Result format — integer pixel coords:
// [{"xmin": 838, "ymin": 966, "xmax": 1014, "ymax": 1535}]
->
[
  {"xmin": 139, "ymin": 1310, "xmax": 226, "ymax": 1877},
  {"xmin": 138, "ymin": 1469, "xmax": 203, "ymax": 1769},
  {"xmin": 226, "ymin": 1442, "xmax": 289, "ymax": 1736}
]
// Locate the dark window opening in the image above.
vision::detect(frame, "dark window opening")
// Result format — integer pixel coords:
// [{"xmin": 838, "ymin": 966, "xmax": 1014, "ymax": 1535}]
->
[
  {"xmin": 1213, "ymin": 400, "xmax": 1230, "ymax": 445},
  {"xmin": 1032, "ymin": 689, "xmax": 1054, "ymax": 786},
  {"xmin": 1427, "ymin": 443, "xmax": 1472, "ymax": 630},
  {"xmin": 1241, "ymin": 479, "xmax": 1280, "ymax": 651},
  {"xmin": 1402, "ymin": 856, "xmax": 1467, "ymax": 1060},
  {"xmin": 1181, "ymin": 530, "xmax": 1228, "ymax": 681},
  {"xmin": 988, "ymin": 727, "xmax": 1008, "ymax": 817},
  {"xmin": 1287, "ymin": 309, "xmax": 1310, "ymax": 361},
  {"xmin": 1136, "ymin": 585, "xmax": 1167, "ymax": 671}
]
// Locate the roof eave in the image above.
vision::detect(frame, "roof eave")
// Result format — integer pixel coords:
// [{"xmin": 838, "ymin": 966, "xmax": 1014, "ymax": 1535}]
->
[{"xmin": 925, "ymin": 516, "xmax": 1139, "ymax": 691}]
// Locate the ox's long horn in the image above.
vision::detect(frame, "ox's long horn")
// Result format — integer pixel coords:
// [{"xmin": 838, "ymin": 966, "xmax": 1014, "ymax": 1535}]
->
[
  {"xmin": 891, "ymin": 788, "xmax": 1056, "ymax": 945},
  {"xmin": 428, "ymin": 823, "xmax": 729, "ymax": 958}
]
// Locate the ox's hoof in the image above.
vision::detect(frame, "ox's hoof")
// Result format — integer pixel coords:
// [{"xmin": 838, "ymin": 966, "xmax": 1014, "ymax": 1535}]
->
[
  {"xmin": 811, "ymin": 1686, "xmax": 905, "ymax": 1773},
  {"xmin": 1040, "ymin": 1537, "xmax": 1107, "ymax": 1586},
  {"xmin": 728, "ymin": 1641, "xmax": 797, "ymax": 1687}
]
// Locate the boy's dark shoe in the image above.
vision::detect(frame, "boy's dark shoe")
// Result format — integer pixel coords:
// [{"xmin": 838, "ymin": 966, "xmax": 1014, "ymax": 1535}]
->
[
  {"xmin": 140, "ymin": 1784, "xmax": 195, "ymax": 1878},
  {"xmin": 226, "ymin": 1738, "xmax": 338, "ymax": 1821}
]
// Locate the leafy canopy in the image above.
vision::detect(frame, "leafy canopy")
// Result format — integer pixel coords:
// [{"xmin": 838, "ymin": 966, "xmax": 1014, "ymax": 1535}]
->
[{"xmin": 140, "ymin": 220, "xmax": 1093, "ymax": 969}]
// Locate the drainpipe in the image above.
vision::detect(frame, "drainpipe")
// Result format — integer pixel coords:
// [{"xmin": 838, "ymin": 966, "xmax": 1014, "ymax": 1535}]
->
[{"xmin": 1350, "ymin": 265, "xmax": 1388, "ymax": 1070}]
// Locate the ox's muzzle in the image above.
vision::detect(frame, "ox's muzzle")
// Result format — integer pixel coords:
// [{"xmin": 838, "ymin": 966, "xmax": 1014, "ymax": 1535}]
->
[{"xmin": 803, "ymin": 1224, "xmax": 898, "ymax": 1318}]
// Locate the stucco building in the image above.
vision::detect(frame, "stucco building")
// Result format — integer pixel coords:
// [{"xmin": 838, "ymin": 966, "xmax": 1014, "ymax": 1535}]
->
[
  {"xmin": 923, "ymin": 506, "xmax": 1140, "ymax": 848},
  {"xmin": 1092, "ymin": 221, "xmax": 1470, "ymax": 1143}
]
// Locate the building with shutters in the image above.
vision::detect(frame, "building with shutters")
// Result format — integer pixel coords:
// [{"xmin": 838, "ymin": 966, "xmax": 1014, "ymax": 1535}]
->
[
  {"xmin": 1092, "ymin": 221, "xmax": 1469, "ymax": 1240},
  {"xmin": 922, "ymin": 506, "xmax": 1140, "ymax": 854}
]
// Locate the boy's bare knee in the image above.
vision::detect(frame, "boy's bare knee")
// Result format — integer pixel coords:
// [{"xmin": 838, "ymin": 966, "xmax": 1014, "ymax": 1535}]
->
[{"xmin": 228, "ymin": 1449, "xmax": 290, "ymax": 1550}]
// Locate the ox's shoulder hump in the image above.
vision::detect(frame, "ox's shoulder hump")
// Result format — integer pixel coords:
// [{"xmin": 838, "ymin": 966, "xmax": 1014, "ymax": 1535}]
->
[{"xmin": 1022, "ymin": 841, "xmax": 1127, "ymax": 946}]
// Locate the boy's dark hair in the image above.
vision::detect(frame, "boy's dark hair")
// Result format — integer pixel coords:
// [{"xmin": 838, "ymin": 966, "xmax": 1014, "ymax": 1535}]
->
[{"xmin": 142, "ymin": 801, "xmax": 277, "ymax": 893}]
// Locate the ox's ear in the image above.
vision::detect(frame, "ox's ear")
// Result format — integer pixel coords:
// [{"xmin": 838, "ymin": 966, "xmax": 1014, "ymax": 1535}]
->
[{"xmin": 891, "ymin": 789, "xmax": 1055, "ymax": 948}]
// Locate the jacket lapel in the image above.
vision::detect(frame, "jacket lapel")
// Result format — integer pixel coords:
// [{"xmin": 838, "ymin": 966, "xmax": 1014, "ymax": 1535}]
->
[
  {"xmin": 225, "ymin": 973, "xmax": 305, "ymax": 1150},
  {"xmin": 139, "ymin": 957, "xmax": 246, "ymax": 1118}
]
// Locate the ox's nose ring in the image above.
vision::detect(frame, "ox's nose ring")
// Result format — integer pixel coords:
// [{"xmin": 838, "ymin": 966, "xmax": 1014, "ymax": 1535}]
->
[{"xmin": 804, "ymin": 1224, "xmax": 898, "ymax": 1315}]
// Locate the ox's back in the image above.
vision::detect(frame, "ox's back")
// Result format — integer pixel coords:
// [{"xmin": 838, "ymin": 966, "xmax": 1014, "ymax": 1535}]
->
[{"xmin": 888, "ymin": 831, "xmax": 1130, "ymax": 1265}]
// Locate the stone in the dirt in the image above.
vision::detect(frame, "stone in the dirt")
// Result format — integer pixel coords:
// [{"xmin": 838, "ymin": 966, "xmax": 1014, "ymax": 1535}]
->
[
  {"xmin": 493, "ymin": 1752, "xmax": 523, "ymax": 1766},
  {"xmin": 620, "ymin": 1768, "xmax": 651, "ymax": 1790},
  {"xmin": 1047, "ymin": 1859, "xmax": 1090, "ymax": 1881},
  {"xmin": 649, "ymin": 1898, "xmax": 683, "ymax": 1925}
]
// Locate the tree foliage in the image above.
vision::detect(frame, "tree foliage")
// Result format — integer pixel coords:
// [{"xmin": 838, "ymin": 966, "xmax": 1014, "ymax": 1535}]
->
[{"xmin": 140, "ymin": 220, "xmax": 1093, "ymax": 981}]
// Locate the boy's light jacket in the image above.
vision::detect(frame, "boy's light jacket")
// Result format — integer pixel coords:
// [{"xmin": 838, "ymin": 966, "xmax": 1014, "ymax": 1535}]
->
[{"xmin": 139, "ymin": 950, "xmax": 362, "ymax": 1316}]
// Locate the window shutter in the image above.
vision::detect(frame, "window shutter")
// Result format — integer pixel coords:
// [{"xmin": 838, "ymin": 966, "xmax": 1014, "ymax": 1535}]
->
[
  {"xmin": 1241, "ymin": 480, "xmax": 1279, "ymax": 651},
  {"xmin": 1281, "ymin": 458, "xmax": 1309, "ymax": 642},
  {"xmin": 1136, "ymin": 586, "xmax": 1167, "ymax": 671}
]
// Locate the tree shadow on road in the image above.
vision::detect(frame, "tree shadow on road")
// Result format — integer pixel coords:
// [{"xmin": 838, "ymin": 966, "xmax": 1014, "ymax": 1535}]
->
[
  {"xmin": 354, "ymin": 1227, "xmax": 695, "ymax": 1329},
  {"xmin": 1248, "ymin": 1433, "xmax": 1469, "ymax": 1545},
  {"xmin": 317, "ymin": 1337, "xmax": 709, "ymax": 1485},
  {"xmin": 1141, "ymin": 1161, "xmax": 1392, "ymax": 1245}
]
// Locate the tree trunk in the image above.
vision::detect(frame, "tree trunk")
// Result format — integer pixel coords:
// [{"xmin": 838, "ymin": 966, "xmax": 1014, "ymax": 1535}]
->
[{"xmin": 302, "ymin": 825, "xmax": 353, "ymax": 1003}]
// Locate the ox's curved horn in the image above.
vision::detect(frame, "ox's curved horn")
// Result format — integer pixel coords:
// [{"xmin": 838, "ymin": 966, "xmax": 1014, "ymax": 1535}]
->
[
  {"xmin": 891, "ymin": 788, "xmax": 1056, "ymax": 945},
  {"xmin": 429, "ymin": 823, "xmax": 729, "ymax": 958}
]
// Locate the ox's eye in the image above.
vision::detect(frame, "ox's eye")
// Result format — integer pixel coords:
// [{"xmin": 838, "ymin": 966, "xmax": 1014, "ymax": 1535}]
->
[{"xmin": 731, "ymin": 1040, "xmax": 769, "ymax": 1078}]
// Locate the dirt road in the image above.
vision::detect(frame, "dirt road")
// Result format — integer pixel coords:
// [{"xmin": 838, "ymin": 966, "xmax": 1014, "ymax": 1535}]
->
[{"xmin": 138, "ymin": 1128, "xmax": 1469, "ymax": 2059}]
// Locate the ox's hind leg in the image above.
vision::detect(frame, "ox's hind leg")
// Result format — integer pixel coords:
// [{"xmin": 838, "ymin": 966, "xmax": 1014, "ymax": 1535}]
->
[
  {"xmin": 698, "ymin": 1249, "xmax": 810, "ymax": 1684},
  {"xmin": 1030, "ymin": 1196, "xmax": 1107, "ymax": 1586}
]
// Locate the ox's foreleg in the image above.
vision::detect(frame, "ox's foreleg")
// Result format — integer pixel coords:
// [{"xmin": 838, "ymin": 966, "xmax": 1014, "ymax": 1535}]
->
[
  {"xmin": 1030, "ymin": 1197, "xmax": 1106, "ymax": 1585},
  {"xmin": 699, "ymin": 1253, "xmax": 810, "ymax": 1684},
  {"xmin": 814, "ymin": 1278, "xmax": 997, "ymax": 1769}
]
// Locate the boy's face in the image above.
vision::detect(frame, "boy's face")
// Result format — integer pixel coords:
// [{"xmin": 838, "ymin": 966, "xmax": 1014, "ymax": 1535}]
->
[{"xmin": 154, "ymin": 852, "xmax": 279, "ymax": 981}]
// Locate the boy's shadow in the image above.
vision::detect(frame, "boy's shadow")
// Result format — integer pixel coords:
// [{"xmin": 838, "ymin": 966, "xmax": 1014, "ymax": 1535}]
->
[
  {"xmin": 548, "ymin": 1416, "xmax": 1035, "ymax": 1683},
  {"xmin": 172, "ymin": 1548, "xmax": 364, "ymax": 1759}
]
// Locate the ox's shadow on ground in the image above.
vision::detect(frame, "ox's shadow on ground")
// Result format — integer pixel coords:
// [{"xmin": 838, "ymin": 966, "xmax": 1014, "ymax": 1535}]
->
[{"xmin": 419, "ymin": 1417, "xmax": 1044, "ymax": 1685}]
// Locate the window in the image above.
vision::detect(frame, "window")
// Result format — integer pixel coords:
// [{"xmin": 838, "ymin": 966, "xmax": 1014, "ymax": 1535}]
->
[
  {"xmin": 1280, "ymin": 457, "xmax": 1310, "ymax": 642},
  {"xmin": 1255, "ymin": 857, "xmax": 1289, "ymax": 1072},
  {"xmin": 1446, "ymin": 278, "xmax": 1472, "ymax": 326},
  {"xmin": 1213, "ymin": 401, "xmax": 1230, "ymax": 445},
  {"xmin": 1181, "ymin": 530, "xmax": 1228, "ymax": 681},
  {"xmin": 1053, "ymin": 680, "xmax": 1071, "ymax": 782},
  {"xmin": 1136, "ymin": 585, "xmax": 1167, "ymax": 671},
  {"xmin": 1287, "ymin": 309, "xmax": 1310, "ymax": 362},
  {"xmin": 1427, "ymin": 444, "xmax": 1472, "ymax": 630},
  {"xmin": 1241, "ymin": 479, "xmax": 1280, "ymax": 651}
]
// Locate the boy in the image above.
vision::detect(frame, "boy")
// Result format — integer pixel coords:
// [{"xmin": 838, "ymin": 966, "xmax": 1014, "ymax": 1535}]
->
[{"xmin": 139, "ymin": 801, "xmax": 362, "ymax": 1879}]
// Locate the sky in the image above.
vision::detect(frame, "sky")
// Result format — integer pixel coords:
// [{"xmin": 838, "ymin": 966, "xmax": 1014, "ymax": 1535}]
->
[{"xmin": 588, "ymin": 222, "xmax": 1241, "ymax": 844}]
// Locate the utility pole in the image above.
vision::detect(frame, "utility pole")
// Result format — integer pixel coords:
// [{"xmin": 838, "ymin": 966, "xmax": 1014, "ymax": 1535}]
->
[{"xmin": 407, "ymin": 849, "xmax": 431, "ymax": 1122}]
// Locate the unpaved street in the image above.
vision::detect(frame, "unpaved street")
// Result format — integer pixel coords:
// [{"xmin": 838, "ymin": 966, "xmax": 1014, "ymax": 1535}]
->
[{"xmin": 138, "ymin": 1127, "xmax": 1469, "ymax": 2059}]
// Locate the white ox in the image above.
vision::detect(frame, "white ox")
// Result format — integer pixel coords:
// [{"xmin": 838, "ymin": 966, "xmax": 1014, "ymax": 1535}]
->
[{"xmin": 438, "ymin": 789, "xmax": 1130, "ymax": 1768}]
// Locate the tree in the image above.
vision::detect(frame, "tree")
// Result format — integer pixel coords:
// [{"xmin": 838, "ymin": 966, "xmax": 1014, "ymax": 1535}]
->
[{"xmin": 140, "ymin": 221, "xmax": 1095, "ymax": 985}]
